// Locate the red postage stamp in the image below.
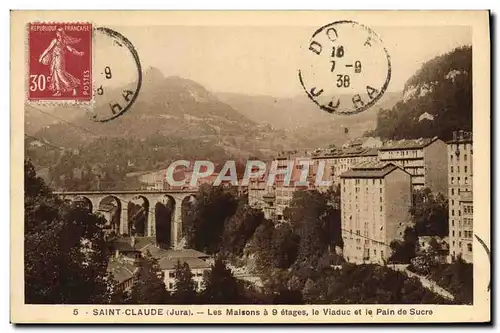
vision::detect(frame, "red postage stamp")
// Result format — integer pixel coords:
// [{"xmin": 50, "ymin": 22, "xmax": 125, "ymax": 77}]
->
[{"xmin": 27, "ymin": 22, "xmax": 92, "ymax": 102}]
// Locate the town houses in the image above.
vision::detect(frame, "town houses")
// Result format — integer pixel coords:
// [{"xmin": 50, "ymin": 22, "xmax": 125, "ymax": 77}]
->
[
  {"xmin": 112, "ymin": 133, "xmax": 472, "ymax": 280},
  {"xmin": 245, "ymin": 134, "xmax": 472, "ymax": 263},
  {"xmin": 108, "ymin": 236, "xmax": 212, "ymax": 293}
]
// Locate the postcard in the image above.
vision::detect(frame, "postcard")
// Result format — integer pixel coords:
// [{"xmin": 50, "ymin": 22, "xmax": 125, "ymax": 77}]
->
[{"xmin": 11, "ymin": 10, "xmax": 491, "ymax": 323}]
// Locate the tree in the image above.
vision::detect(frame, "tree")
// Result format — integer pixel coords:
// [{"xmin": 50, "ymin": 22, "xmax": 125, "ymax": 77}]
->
[
  {"xmin": 367, "ymin": 46, "xmax": 472, "ymax": 141},
  {"xmin": 172, "ymin": 260, "xmax": 198, "ymax": 304},
  {"xmin": 389, "ymin": 226, "xmax": 418, "ymax": 264},
  {"xmin": 127, "ymin": 252, "xmax": 170, "ymax": 304},
  {"xmin": 271, "ymin": 223, "xmax": 300, "ymax": 269},
  {"xmin": 302, "ymin": 278, "xmax": 321, "ymax": 304},
  {"xmin": 410, "ymin": 188, "xmax": 448, "ymax": 237},
  {"xmin": 272, "ymin": 289, "xmax": 304, "ymax": 304},
  {"xmin": 285, "ymin": 190, "xmax": 340, "ymax": 266},
  {"xmin": 24, "ymin": 159, "xmax": 112, "ymax": 304},
  {"xmin": 250, "ymin": 219, "xmax": 276, "ymax": 272},
  {"xmin": 221, "ymin": 201, "xmax": 264, "ymax": 257},
  {"xmin": 429, "ymin": 257, "xmax": 473, "ymax": 304},
  {"xmin": 185, "ymin": 185, "xmax": 238, "ymax": 254},
  {"xmin": 320, "ymin": 264, "xmax": 450, "ymax": 304},
  {"xmin": 201, "ymin": 256, "xmax": 244, "ymax": 304}
]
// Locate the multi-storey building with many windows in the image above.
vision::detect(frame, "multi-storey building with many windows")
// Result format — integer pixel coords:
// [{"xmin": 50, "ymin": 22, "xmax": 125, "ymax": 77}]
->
[
  {"xmin": 247, "ymin": 152, "xmax": 314, "ymax": 222},
  {"xmin": 311, "ymin": 145, "xmax": 379, "ymax": 190},
  {"xmin": 378, "ymin": 137, "xmax": 448, "ymax": 195},
  {"xmin": 447, "ymin": 130, "xmax": 473, "ymax": 262},
  {"xmin": 340, "ymin": 162, "xmax": 412, "ymax": 264}
]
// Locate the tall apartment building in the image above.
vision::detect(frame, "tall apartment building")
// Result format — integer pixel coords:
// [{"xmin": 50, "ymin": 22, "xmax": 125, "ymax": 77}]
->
[
  {"xmin": 247, "ymin": 164, "xmax": 276, "ymax": 220},
  {"xmin": 378, "ymin": 137, "xmax": 448, "ymax": 195},
  {"xmin": 273, "ymin": 155, "xmax": 315, "ymax": 220},
  {"xmin": 340, "ymin": 162, "xmax": 412, "ymax": 264},
  {"xmin": 447, "ymin": 130, "xmax": 473, "ymax": 263},
  {"xmin": 247, "ymin": 152, "xmax": 314, "ymax": 222},
  {"xmin": 311, "ymin": 145, "xmax": 379, "ymax": 189}
]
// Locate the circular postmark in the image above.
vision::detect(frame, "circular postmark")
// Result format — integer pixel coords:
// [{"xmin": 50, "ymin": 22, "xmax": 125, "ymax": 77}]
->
[
  {"xmin": 298, "ymin": 20, "xmax": 391, "ymax": 115},
  {"xmin": 87, "ymin": 27, "xmax": 142, "ymax": 122}
]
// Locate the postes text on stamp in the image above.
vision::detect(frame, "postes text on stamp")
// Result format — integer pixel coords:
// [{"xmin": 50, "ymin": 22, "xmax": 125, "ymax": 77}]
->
[
  {"xmin": 28, "ymin": 22, "xmax": 92, "ymax": 102},
  {"xmin": 298, "ymin": 20, "xmax": 391, "ymax": 115}
]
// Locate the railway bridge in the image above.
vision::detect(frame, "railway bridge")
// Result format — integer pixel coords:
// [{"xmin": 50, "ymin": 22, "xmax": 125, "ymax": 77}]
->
[{"xmin": 54, "ymin": 190, "xmax": 198, "ymax": 247}]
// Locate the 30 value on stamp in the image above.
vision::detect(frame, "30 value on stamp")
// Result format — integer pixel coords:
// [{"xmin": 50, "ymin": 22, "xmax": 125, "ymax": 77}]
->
[
  {"xmin": 298, "ymin": 20, "xmax": 391, "ymax": 115},
  {"xmin": 28, "ymin": 23, "xmax": 92, "ymax": 101}
]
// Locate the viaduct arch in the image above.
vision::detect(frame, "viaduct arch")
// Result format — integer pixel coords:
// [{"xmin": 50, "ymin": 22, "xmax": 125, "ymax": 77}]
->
[{"xmin": 55, "ymin": 190, "xmax": 198, "ymax": 248}]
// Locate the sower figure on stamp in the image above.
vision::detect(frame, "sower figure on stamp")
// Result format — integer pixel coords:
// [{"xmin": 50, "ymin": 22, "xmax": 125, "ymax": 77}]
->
[{"xmin": 39, "ymin": 27, "xmax": 84, "ymax": 97}]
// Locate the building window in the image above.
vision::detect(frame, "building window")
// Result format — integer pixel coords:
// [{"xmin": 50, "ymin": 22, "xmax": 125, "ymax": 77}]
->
[
  {"xmin": 451, "ymin": 188, "xmax": 454, "ymax": 195},
  {"xmin": 467, "ymin": 243, "xmax": 472, "ymax": 252},
  {"xmin": 465, "ymin": 166, "xmax": 468, "ymax": 173},
  {"xmin": 452, "ymin": 241, "xmax": 455, "ymax": 246},
  {"xmin": 450, "ymin": 166, "xmax": 454, "ymax": 173},
  {"xmin": 450, "ymin": 154, "xmax": 453, "ymax": 161},
  {"xmin": 380, "ymin": 206, "xmax": 383, "ymax": 212},
  {"xmin": 380, "ymin": 188, "xmax": 382, "ymax": 194},
  {"xmin": 452, "ymin": 199, "xmax": 454, "ymax": 206},
  {"xmin": 457, "ymin": 166, "xmax": 460, "ymax": 173},
  {"xmin": 452, "ymin": 230, "xmax": 455, "ymax": 237},
  {"xmin": 459, "ymin": 231, "xmax": 462, "ymax": 237},
  {"xmin": 465, "ymin": 177, "xmax": 468, "ymax": 184},
  {"xmin": 458, "ymin": 177, "xmax": 460, "ymax": 184},
  {"xmin": 169, "ymin": 272, "xmax": 175, "ymax": 278},
  {"xmin": 451, "ymin": 209, "xmax": 454, "ymax": 216},
  {"xmin": 459, "ymin": 242, "xmax": 462, "ymax": 248},
  {"xmin": 379, "ymin": 179, "xmax": 382, "ymax": 185},
  {"xmin": 451, "ymin": 177, "xmax": 454, "ymax": 184},
  {"xmin": 464, "ymin": 154, "xmax": 467, "ymax": 161},
  {"xmin": 451, "ymin": 220, "xmax": 454, "ymax": 227},
  {"xmin": 169, "ymin": 282, "xmax": 174, "ymax": 289},
  {"xmin": 458, "ymin": 210, "xmax": 461, "ymax": 217}
]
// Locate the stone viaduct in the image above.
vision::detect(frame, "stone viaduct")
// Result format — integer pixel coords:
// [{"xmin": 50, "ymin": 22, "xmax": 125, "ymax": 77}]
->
[{"xmin": 53, "ymin": 190, "xmax": 198, "ymax": 248}]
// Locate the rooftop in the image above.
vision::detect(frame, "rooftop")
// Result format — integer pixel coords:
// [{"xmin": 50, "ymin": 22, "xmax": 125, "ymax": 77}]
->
[
  {"xmin": 110, "ymin": 237, "xmax": 158, "ymax": 252},
  {"xmin": 107, "ymin": 258, "xmax": 137, "ymax": 283},
  {"xmin": 379, "ymin": 137, "xmax": 439, "ymax": 151},
  {"xmin": 158, "ymin": 256, "xmax": 211, "ymax": 270},
  {"xmin": 340, "ymin": 162, "xmax": 406, "ymax": 179},
  {"xmin": 311, "ymin": 146, "xmax": 379, "ymax": 159},
  {"xmin": 111, "ymin": 237, "xmax": 210, "ymax": 260},
  {"xmin": 447, "ymin": 130, "xmax": 473, "ymax": 144}
]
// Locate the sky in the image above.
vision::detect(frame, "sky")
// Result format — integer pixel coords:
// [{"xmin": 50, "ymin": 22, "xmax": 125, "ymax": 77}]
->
[{"xmin": 104, "ymin": 25, "xmax": 471, "ymax": 97}]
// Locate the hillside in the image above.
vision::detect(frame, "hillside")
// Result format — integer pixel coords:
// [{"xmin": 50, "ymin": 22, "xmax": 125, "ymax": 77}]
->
[
  {"xmin": 367, "ymin": 46, "xmax": 472, "ymax": 140},
  {"xmin": 218, "ymin": 91, "xmax": 402, "ymax": 149},
  {"xmin": 27, "ymin": 68, "xmax": 304, "ymax": 160},
  {"xmin": 25, "ymin": 66, "xmax": 404, "ymax": 190}
]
